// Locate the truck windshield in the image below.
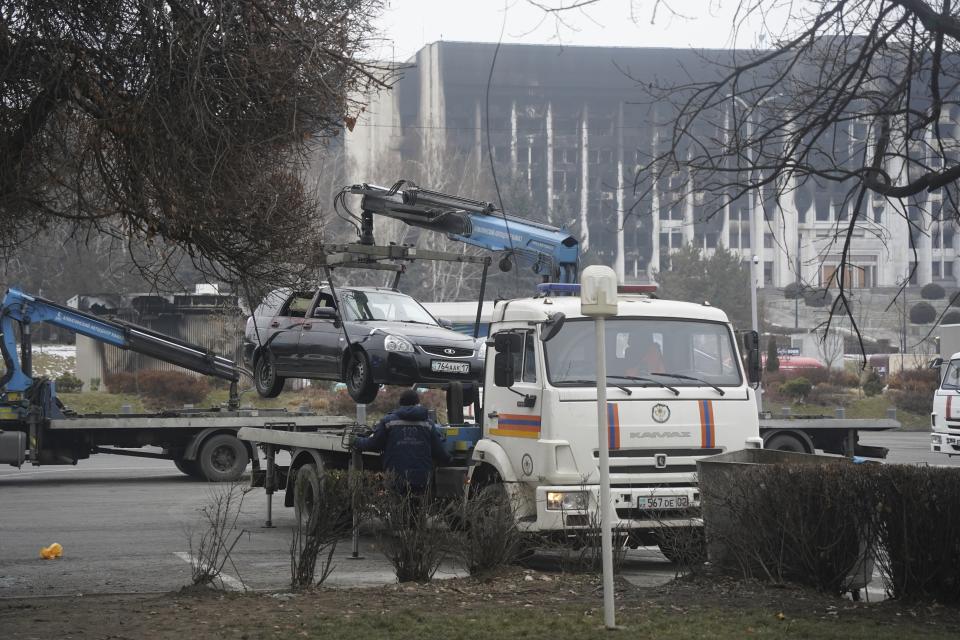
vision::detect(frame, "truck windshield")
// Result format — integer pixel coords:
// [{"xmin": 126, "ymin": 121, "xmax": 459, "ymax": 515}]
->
[
  {"xmin": 339, "ymin": 290, "xmax": 437, "ymax": 325},
  {"xmin": 941, "ymin": 360, "xmax": 960, "ymax": 390},
  {"xmin": 544, "ymin": 318, "xmax": 743, "ymax": 387}
]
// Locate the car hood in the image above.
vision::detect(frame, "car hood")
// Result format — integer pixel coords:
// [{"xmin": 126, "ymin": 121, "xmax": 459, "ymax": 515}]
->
[{"xmin": 347, "ymin": 320, "xmax": 477, "ymax": 345}]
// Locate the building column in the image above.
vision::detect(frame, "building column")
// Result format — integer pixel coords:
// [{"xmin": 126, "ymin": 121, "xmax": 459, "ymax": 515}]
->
[
  {"xmin": 580, "ymin": 105, "xmax": 590, "ymax": 251},
  {"xmin": 615, "ymin": 103, "xmax": 625, "ymax": 282},
  {"xmin": 545, "ymin": 102, "xmax": 554, "ymax": 223},
  {"xmin": 510, "ymin": 101, "xmax": 518, "ymax": 178}
]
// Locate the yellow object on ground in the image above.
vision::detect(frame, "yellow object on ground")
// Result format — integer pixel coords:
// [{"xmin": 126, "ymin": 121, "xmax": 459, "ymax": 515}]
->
[{"xmin": 39, "ymin": 543, "xmax": 63, "ymax": 559}]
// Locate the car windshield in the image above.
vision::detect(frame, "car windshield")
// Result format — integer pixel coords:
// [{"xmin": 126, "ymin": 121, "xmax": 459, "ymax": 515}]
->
[
  {"xmin": 941, "ymin": 359, "xmax": 960, "ymax": 390},
  {"xmin": 544, "ymin": 318, "xmax": 743, "ymax": 387},
  {"xmin": 339, "ymin": 290, "xmax": 437, "ymax": 324}
]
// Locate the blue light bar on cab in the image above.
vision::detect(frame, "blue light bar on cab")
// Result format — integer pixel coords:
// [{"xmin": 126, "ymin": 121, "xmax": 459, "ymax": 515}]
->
[
  {"xmin": 536, "ymin": 283, "xmax": 658, "ymax": 295},
  {"xmin": 536, "ymin": 283, "xmax": 582, "ymax": 295}
]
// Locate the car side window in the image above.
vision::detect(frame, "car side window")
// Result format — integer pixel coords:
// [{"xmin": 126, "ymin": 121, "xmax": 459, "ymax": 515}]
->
[{"xmin": 281, "ymin": 292, "xmax": 314, "ymax": 318}]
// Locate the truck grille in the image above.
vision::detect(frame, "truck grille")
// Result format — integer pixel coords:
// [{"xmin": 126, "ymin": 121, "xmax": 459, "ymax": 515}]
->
[{"xmin": 420, "ymin": 345, "xmax": 474, "ymax": 358}]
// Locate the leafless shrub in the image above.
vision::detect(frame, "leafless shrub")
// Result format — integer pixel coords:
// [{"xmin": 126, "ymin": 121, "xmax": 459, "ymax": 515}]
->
[
  {"xmin": 289, "ymin": 468, "xmax": 385, "ymax": 590},
  {"xmin": 374, "ymin": 480, "xmax": 452, "ymax": 583},
  {"xmin": 872, "ymin": 466, "xmax": 960, "ymax": 604},
  {"xmin": 185, "ymin": 482, "xmax": 249, "ymax": 590},
  {"xmin": 652, "ymin": 523, "xmax": 707, "ymax": 579},
  {"xmin": 701, "ymin": 463, "xmax": 874, "ymax": 597},
  {"xmin": 453, "ymin": 484, "xmax": 525, "ymax": 576}
]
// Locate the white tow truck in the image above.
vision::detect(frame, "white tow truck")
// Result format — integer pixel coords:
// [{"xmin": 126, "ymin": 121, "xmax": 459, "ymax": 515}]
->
[
  {"xmin": 931, "ymin": 351, "xmax": 960, "ymax": 458},
  {"xmin": 239, "ymin": 282, "xmax": 764, "ymax": 553}
]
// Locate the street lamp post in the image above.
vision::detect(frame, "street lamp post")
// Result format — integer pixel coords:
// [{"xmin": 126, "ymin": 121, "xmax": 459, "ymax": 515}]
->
[{"xmin": 580, "ymin": 265, "xmax": 619, "ymax": 630}]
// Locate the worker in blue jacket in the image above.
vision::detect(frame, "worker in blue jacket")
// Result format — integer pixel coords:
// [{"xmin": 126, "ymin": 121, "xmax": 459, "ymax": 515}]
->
[{"xmin": 353, "ymin": 388, "xmax": 452, "ymax": 496}]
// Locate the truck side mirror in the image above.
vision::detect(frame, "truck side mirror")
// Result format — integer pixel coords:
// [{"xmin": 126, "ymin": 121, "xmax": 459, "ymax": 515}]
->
[
  {"xmin": 493, "ymin": 352, "xmax": 515, "ymax": 387},
  {"xmin": 540, "ymin": 312, "xmax": 566, "ymax": 343},
  {"xmin": 929, "ymin": 357, "xmax": 944, "ymax": 369},
  {"xmin": 492, "ymin": 332, "xmax": 522, "ymax": 387},
  {"xmin": 743, "ymin": 330, "xmax": 762, "ymax": 385}
]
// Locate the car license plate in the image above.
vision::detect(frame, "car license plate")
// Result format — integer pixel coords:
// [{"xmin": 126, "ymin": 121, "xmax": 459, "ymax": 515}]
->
[
  {"xmin": 638, "ymin": 495, "xmax": 689, "ymax": 510},
  {"xmin": 431, "ymin": 360, "xmax": 470, "ymax": 374}
]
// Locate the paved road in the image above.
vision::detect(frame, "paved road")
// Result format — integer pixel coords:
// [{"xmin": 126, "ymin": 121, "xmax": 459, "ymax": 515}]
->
[
  {"xmin": 859, "ymin": 430, "xmax": 959, "ymax": 466},
  {"xmin": 0, "ymin": 453, "xmax": 674, "ymax": 597},
  {"xmin": 0, "ymin": 431, "xmax": 947, "ymax": 598}
]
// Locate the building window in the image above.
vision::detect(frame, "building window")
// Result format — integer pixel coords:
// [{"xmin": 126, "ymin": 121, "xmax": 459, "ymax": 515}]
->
[
  {"xmin": 947, "ymin": 262, "xmax": 955, "ymax": 278},
  {"xmin": 764, "ymin": 261, "xmax": 774, "ymax": 285},
  {"xmin": 934, "ymin": 262, "xmax": 942, "ymax": 278},
  {"xmin": 946, "ymin": 225, "xmax": 955, "ymax": 249},
  {"xmin": 909, "ymin": 262, "xmax": 919, "ymax": 285},
  {"xmin": 816, "ymin": 206, "xmax": 830, "ymax": 221},
  {"xmin": 764, "ymin": 233, "xmax": 773, "ymax": 249}
]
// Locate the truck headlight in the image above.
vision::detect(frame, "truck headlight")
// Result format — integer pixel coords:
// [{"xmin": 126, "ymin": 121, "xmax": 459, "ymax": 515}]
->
[
  {"xmin": 546, "ymin": 491, "xmax": 589, "ymax": 511},
  {"xmin": 932, "ymin": 434, "xmax": 943, "ymax": 444},
  {"xmin": 384, "ymin": 335, "xmax": 414, "ymax": 353}
]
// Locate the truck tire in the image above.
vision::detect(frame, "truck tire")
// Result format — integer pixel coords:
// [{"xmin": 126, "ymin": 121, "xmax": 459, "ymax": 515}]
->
[
  {"xmin": 293, "ymin": 463, "xmax": 322, "ymax": 535},
  {"xmin": 174, "ymin": 458, "xmax": 202, "ymax": 479},
  {"xmin": 657, "ymin": 528, "xmax": 706, "ymax": 565},
  {"xmin": 197, "ymin": 434, "xmax": 249, "ymax": 482},
  {"xmin": 764, "ymin": 432, "xmax": 810, "ymax": 453},
  {"xmin": 254, "ymin": 351, "xmax": 286, "ymax": 398},
  {"xmin": 345, "ymin": 349, "xmax": 378, "ymax": 404}
]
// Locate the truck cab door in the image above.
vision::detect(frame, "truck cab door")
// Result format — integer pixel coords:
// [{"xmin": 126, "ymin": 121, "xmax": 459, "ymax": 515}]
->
[{"xmin": 485, "ymin": 330, "xmax": 543, "ymax": 442}]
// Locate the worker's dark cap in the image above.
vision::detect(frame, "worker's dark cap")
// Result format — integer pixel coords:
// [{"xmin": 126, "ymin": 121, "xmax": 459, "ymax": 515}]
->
[{"xmin": 399, "ymin": 389, "xmax": 420, "ymax": 406}]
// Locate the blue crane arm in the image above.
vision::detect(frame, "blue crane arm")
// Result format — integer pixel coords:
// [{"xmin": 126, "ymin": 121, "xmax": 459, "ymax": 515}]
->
[
  {"xmin": 0, "ymin": 288, "xmax": 239, "ymax": 394},
  {"xmin": 350, "ymin": 183, "xmax": 580, "ymax": 283}
]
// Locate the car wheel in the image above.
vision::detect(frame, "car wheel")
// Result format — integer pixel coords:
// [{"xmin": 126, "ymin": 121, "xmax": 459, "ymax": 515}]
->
[
  {"xmin": 254, "ymin": 351, "xmax": 285, "ymax": 398},
  {"xmin": 345, "ymin": 349, "xmax": 378, "ymax": 404},
  {"xmin": 197, "ymin": 434, "xmax": 250, "ymax": 482}
]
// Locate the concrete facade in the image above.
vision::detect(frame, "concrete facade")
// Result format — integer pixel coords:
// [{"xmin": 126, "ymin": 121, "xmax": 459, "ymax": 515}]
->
[{"xmin": 343, "ymin": 41, "xmax": 960, "ymax": 291}]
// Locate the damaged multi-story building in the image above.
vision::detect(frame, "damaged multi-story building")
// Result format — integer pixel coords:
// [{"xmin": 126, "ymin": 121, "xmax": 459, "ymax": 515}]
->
[{"xmin": 344, "ymin": 41, "xmax": 960, "ymax": 292}]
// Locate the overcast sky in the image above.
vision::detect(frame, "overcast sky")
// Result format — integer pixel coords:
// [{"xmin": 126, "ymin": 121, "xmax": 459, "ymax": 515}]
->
[{"xmin": 371, "ymin": 0, "xmax": 782, "ymax": 61}]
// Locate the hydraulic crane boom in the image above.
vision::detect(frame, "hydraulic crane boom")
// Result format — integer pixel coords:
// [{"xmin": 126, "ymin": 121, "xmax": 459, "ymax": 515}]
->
[
  {"xmin": 348, "ymin": 182, "xmax": 580, "ymax": 283},
  {"xmin": 0, "ymin": 288, "xmax": 240, "ymax": 403}
]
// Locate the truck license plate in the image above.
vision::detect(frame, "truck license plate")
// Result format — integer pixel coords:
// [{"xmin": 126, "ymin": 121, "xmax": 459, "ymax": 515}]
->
[
  {"xmin": 431, "ymin": 360, "xmax": 470, "ymax": 374},
  {"xmin": 638, "ymin": 495, "xmax": 689, "ymax": 510}
]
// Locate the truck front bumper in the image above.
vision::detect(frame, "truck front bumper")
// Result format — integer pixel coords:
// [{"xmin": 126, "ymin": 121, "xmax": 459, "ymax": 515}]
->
[
  {"xmin": 522, "ymin": 484, "xmax": 702, "ymax": 533},
  {"xmin": 931, "ymin": 431, "xmax": 960, "ymax": 456}
]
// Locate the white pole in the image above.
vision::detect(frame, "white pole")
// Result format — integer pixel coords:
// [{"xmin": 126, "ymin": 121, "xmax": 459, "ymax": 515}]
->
[{"xmin": 594, "ymin": 315, "xmax": 616, "ymax": 629}]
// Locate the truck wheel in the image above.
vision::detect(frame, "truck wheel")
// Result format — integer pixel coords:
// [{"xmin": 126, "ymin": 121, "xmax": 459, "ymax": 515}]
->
[
  {"xmin": 764, "ymin": 433, "xmax": 809, "ymax": 453},
  {"xmin": 345, "ymin": 350, "xmax": 378, "ymax": 404},
  {"xmin": 294, "ymin": 463, "xmax": 322, "ymax": 534},
  {"xmin": 198, "ymin": 434, "xmax": 249, "ymax": 482},
  {"xmin": 657, "ymin": 528, "xmax": 706, "ymax": 565},
  {"xmin": 255, "ymin": 351, "xmax": 286, "ymax": 398},
  {"xmin": 174, "ymin": 458, "xmax": 202, "ymax": 479}
]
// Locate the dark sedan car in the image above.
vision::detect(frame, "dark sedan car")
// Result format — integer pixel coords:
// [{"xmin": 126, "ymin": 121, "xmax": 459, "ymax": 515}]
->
[{"xmin": 243, "ymin": 286, "xmax": 484, "ymax": 403}]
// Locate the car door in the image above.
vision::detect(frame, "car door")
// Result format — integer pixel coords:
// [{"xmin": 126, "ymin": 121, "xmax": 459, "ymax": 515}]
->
[
  {"xmin": 296, "ymin": 290, "xmax": 344, "ymax": 377},
  {"xmin": 268, "ymin": 290, "xmax": 315, "ymax": 375}
]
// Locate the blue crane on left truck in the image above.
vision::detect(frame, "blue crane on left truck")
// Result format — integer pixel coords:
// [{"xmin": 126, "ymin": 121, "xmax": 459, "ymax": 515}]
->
[{"xmin": 0, "ymin": 288, "xmax": 347, "ymax": 481}]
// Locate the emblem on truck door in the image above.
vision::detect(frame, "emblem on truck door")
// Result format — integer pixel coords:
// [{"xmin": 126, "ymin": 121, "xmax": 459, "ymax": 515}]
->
[{"xmin": 651, "ymin": 403, "xmax": 671, "ymax": 423}]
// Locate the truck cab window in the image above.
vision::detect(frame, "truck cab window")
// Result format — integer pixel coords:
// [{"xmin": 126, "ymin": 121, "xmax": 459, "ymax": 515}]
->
[
  {"xmin": 511, "ymin": 332, "xmax": 538, "ymax": 383},
  {"xmin": 942, "ymin": 360, "xmax": 960, "ymax": 390}
]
